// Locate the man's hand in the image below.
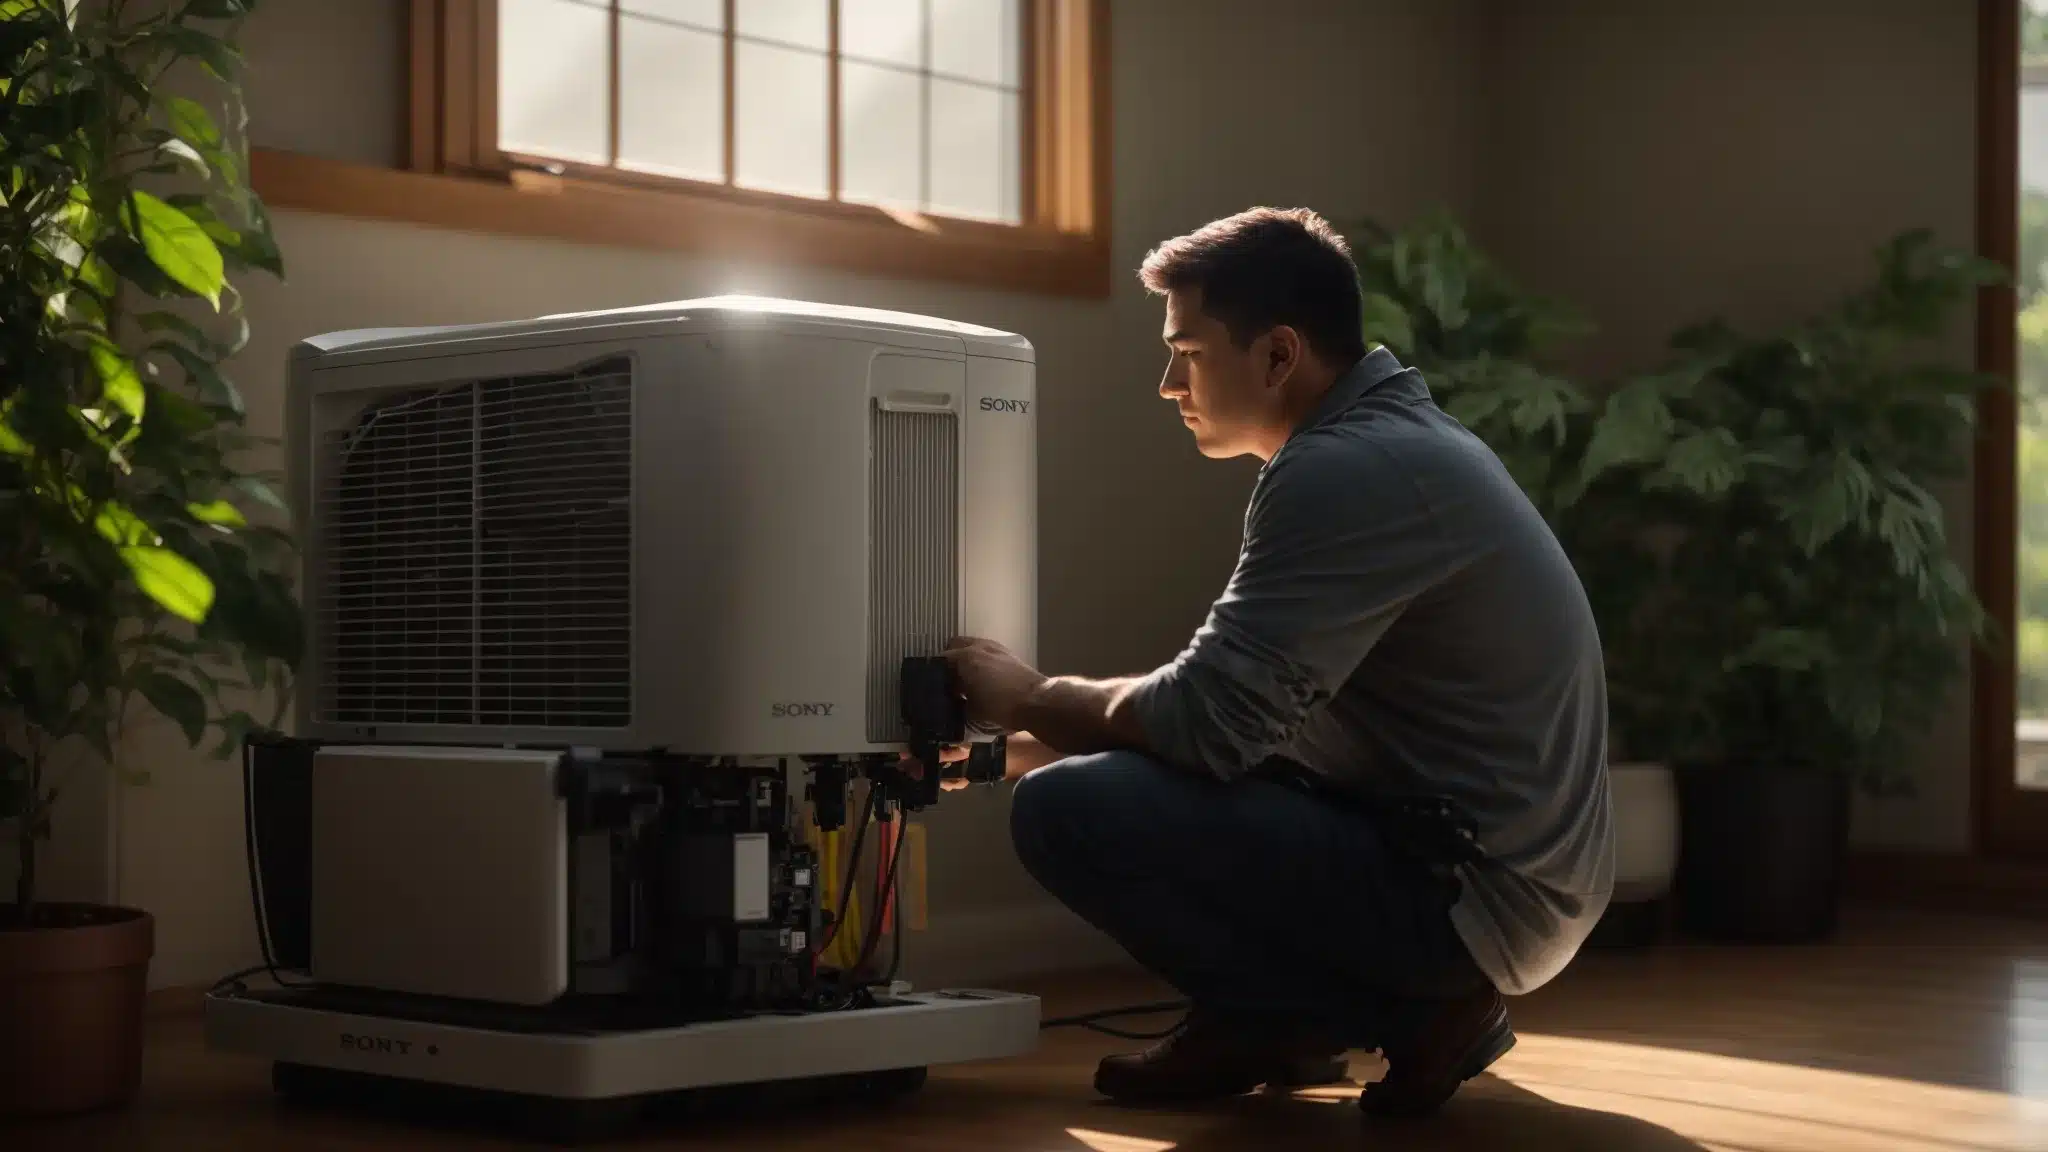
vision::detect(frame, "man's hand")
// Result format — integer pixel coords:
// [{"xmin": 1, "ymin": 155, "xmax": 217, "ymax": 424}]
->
[
  {"xmin": 900, "ymin": 734, "xmax": 1060, "ymax": 792},
  {"xmin": 942, "ymin": 636, "xmax": 1047, "ymax": 732}
]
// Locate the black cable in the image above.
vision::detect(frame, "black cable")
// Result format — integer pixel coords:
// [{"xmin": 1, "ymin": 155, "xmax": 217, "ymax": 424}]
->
[
  {"xmin": 232, "ymin": 737, "xmax": 308, "ymax": 995},
  {"xmin": 1041, "ymin": 999, "xmax": 1191, "ymax": 1040}
]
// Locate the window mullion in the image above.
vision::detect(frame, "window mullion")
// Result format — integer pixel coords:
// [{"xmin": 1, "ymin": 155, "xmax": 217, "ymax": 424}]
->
[
  {"xmin": 829, "ymin": 0, "xmax": 842, "ymax": 201},
  {"xmin": 607, "ymin": 0, "xmax": 621, "ymax": 169},
  {"xmin": 920, "ymin": 0, "xmax": 931, "ymax": 212},
  {"xmin": 723, "ymin": 0, "xmax": 737, "ymax": 185}
]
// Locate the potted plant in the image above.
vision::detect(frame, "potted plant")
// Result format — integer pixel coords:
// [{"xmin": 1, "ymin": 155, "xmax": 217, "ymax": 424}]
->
[
  {"xmin": 1345, "ymin": 212, "xmax": 1685, "ymax": 945},
  {"xmin": 1571, "ymin": 229, "xmax": 2000, "ymax": 942},
  {"xmin": 1, "ymin": 0, "xmax": 298, "ymax": 1116}
]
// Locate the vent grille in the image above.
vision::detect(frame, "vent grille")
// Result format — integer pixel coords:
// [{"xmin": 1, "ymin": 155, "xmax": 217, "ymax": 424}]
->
[
  {"xmin": 868, "ymin": 406, "xmax": 959, "ymax": 743},
  {"xmin": 314, "ymin": 357, "xmax": 634, "ymax": 730}
]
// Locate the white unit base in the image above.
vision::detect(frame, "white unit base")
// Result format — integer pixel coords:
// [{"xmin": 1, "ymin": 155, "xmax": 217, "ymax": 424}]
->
[{"xmin": 204, "ymin": 987, "xmax": 1040, "ymax": 1102}]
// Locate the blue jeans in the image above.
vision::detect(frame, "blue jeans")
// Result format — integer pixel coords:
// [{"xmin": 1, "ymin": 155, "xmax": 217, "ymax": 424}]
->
[{"xmin": 1009, "ymin": 750, "xmax": 1488, "ymax": 1047}]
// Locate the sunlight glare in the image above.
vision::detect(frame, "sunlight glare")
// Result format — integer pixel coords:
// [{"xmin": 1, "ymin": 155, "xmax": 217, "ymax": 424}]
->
[{"xmin": 1062, "ymin": 1128, "xmax": 1176, "ymax": 1152}]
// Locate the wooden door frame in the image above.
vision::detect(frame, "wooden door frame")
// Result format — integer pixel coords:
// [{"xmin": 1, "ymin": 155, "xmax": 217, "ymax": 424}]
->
[{"xmin": 1975, "ymin": 0, "xmax": 2048, "ymax": 858}]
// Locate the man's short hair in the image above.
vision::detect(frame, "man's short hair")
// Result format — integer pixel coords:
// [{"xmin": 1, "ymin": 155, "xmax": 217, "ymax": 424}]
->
[{"xmin": 1138, "ymin": 207, "xmax": 1368, "ymax": 366}]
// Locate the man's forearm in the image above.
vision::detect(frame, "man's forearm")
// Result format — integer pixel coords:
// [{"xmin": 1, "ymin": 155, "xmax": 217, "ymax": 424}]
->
[{"xmin": 1013, "ymin": 675, "xmax": 1150, "ymax": 757}]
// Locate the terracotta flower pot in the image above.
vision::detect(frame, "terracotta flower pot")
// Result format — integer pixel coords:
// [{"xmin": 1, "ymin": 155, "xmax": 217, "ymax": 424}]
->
[{"xmin": 0, "ymin": 904, "xmax": 155, "ymax": 1117}]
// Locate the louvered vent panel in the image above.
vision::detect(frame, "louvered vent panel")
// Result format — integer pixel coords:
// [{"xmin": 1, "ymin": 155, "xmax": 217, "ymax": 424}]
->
[
  {"xmin": 315, "ymin": 357, "xmax": 634, "ymax": 730},
  {"xmin": 868, "ymin": 407, "xmax": 959, "ymax": 743}
]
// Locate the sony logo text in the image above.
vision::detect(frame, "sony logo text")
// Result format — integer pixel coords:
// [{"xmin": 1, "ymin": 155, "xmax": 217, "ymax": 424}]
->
[{"xmin": 978, "ymin": 397, "xmax": 1030, "ymax": 414}]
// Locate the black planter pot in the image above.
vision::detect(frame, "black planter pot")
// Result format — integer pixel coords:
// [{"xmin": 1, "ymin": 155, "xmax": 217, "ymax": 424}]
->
[{"xmin": 1673, "ymin": 760, "xmax": 1851, "ymax": 943}]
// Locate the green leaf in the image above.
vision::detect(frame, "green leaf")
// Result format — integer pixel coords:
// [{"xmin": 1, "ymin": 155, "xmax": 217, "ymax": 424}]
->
[
  {"xmin": 138, "ymin": 670, "xmax": 208, "ymax": 746},
  {"xmin": 129, "ymin": 190, "xmax": 225, "ymax": 308},
  {"xmin": 1444, "ymin": 390, "xmax": 1505, "ymax": 431},
  {"xmin": 1654, "ymin": 428, "xmax": 1745, "ymax": 497},
  {"xmin": 95, "ymin": 501, "xmax": 158, "ymax": 547},
  {"xmin": 1577, "ymin": 378, "xmax": 1675, "ymax": 487},
  {"xmin": 87, "ymin": 340, "xmax": 146, "ymax": 424},
  {"xmin": 120, "ymin": 546, "xmax": 216, "ymax": 623},
  {"xmin": 154, "ymin": 339, "xmax": 244, "ymax": 414},
  {"xmin": 1780, "ymin": 452, "xmax": 1874, "ymax": 555},
  {"xmin": 233, "ymin": 476, "xmax": 288, "ymax": 513},
  {"xmin": 161, "ymin": 25, "xmax": 242, "ymax": 80},
  {"xmin": 210, "ymin": 709, "xmax": 262, "ymax": 759},
  {"xmin": 153, "ymin": 137, "xmax": 210, "ymax": 178},
  {"xmin": 1421, "ymin": 258, "xmax": 1469, "ymax": 331},
  {"xmin": 186, "ymin": 499, "xmax": 246, "ymax": 526},
  {"xmin": 165, "ymin": 95, "xmax": 222, "ymax": 149},
  {"xmin": 1874, "ymin": 473, "xmax": 1945, "ymax": 577},
  {"xmin": 1359, "ymin": 292, "xmax": 1416, "ymax": 356}
]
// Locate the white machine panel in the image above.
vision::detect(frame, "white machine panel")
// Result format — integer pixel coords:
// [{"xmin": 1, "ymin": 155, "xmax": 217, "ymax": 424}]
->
[{"xmin": 310, "ymin": 746, "xmax": 569, "ymax": 1005}]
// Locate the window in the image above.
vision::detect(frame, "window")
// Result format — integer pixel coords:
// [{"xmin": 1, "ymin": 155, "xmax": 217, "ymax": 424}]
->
[
  {"xmin": 386, "ymin": 0, "xmax": 1108, "ymax": 295},
  {"xmin": 1978, "ymin": 0, "xmax": 2048, "ymax": 857}
]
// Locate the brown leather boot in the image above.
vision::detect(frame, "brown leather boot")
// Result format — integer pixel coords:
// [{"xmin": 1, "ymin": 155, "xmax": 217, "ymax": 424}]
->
[
  {"xmin": 1093, "ymin": 1008, "xmax": 1350, "ymax": 1104},
  {"xmin": 1358, "ymin": 984, "xmax": 1515, "ymax": 1118}
]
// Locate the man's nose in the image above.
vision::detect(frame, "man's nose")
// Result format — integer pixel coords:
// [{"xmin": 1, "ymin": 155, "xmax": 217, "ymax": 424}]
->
[{"xmin": 1159, "ymin": 369, "xmax": 1187, "ymax": 399}]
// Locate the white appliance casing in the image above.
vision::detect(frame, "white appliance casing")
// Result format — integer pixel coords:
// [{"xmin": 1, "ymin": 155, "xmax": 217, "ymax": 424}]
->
[{"xmin": 286, "ymin": 296, "xmax": 1037, "ymax": 756}]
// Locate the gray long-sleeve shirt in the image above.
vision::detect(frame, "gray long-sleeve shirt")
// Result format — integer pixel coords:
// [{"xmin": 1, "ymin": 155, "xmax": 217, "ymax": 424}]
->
[{"xmin": 1123, "ymin": 347, "xmax": 1615, "ymax": 997}]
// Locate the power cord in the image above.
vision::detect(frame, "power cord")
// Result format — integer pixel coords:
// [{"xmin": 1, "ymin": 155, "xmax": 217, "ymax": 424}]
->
[
  {"xmin": 1041, "ymin": 999, "xmax": 1192, "ymax": 1040},
  {"xmin": 221, "ymin": 736, "xmax": 311, "ymax": 997}
]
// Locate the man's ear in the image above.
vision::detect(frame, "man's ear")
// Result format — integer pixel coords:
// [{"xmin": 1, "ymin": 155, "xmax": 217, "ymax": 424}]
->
[{"xmin": 1264, "ymin": 326, "xmax": 1303, "ymax": 388}]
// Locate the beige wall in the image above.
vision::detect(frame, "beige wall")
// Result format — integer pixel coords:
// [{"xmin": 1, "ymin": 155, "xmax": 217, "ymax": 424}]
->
[
  {"xmin": 1476, "ymin": 0, "xmax": 1982, "ymax": 851},
  {"xmin": 84, "ymin": 0, "xmax": 1490, "ymax": 989},
  {"xmin": 12, "ymin": 0, "xmax": 1984, "ymax": 989}
]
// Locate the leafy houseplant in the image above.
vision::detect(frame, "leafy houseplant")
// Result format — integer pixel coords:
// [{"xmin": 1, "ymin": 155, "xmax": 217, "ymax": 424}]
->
[
  {"xmin": 1570, "ymin": 229, "xmax": 2000, "ymax": 941},
  {"xmin": 1346, "ymin": 212, "xmax": 1596, "ymax": 520},
  {"xmin": 2, "ymin": 0, "xmax": 299, "ymax": 1116}
]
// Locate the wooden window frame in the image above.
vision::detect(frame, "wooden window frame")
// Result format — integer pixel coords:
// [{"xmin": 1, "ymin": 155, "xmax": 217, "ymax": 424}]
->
[
  {"xmin": 250, "ymin": 0, "xmax": 1110, "ymax": 298},
  {"xmin": 1974, "ymin": 0, "xmax": 2048, "ymax": 859}
]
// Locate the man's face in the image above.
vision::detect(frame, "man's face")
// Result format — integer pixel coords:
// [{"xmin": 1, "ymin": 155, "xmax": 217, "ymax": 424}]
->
[{"xmin": 1157, "ymin": 287, "xmax": 1293, "ymax": 460}]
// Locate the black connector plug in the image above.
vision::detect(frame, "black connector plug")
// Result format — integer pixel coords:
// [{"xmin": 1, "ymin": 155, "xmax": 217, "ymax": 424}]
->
[
  {"xmin": 899, "ymin": 656, "xmax": 967, "ymax": 810},
  {"xmin": 963, "ymin": 733, "xmax": 1008, "ymax": 786}
]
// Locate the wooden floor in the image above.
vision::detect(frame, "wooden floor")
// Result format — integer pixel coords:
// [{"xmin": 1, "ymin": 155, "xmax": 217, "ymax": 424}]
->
[{"xmin": 10, "ymin": 906, "xmax": 2048, "ymax": 1151}]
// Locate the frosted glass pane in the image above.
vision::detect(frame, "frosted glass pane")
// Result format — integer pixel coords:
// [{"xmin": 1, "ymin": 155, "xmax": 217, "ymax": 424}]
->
[
  {"xmin": 736, "ymin": 0, "xmax": 829, "ymax": 51},
  {"xmin": 498, "ymin": 0, "xmax": 610, "ymax": 164},
  {"xmin": 840, "ymin": 0, "xmax": 921, "ymax": 68},
  {"xmin": 735, "ymin": 41, "xmax": 829, "ymax": 198},
  {"xmin": 839, "ymin": 60, "xmax": 921, "ymax": 209},
  {"xmin": 928, "ymin": 79, "xmax": 1018, "ymax": 222},
  {"xmin": 621, "ymin": 0, "xmax": 723, "ymax": 30},
  {"xmin": 931, "ymin": 0, "xmax": 1019, "ymax": 87},
  {"xmin": 619, "ymin": 19, "xmax": 724, "ymax": 182}
]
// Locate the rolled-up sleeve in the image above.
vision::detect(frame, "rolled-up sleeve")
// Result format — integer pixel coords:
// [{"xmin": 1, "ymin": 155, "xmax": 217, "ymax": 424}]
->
[{"xmin": 1120, "ymin": 434, "xmax": 1451, "ymax": 780}]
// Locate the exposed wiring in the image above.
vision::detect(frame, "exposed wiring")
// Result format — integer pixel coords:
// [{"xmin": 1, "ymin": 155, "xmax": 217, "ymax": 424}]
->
[
  {"xmin": 853, "ymin": 814, "xmax": 910, "ymax": 983},
  {"xmin": 814, "ymin": 784, "xmax": 877, "ymax": 962},
  {"xmin": 1041, "ymin": 999, "xmax": 1191, "ymax": 1040}
]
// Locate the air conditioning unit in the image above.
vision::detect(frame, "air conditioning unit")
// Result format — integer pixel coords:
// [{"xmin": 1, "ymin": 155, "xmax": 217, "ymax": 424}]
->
[
  {"xmin": 287, "ymin": 294, "xmax": 1036, "ymax": 755},
  {"xmin": 204, "ymin": 298, "xmax": 1043, "ymax": 1141}
]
